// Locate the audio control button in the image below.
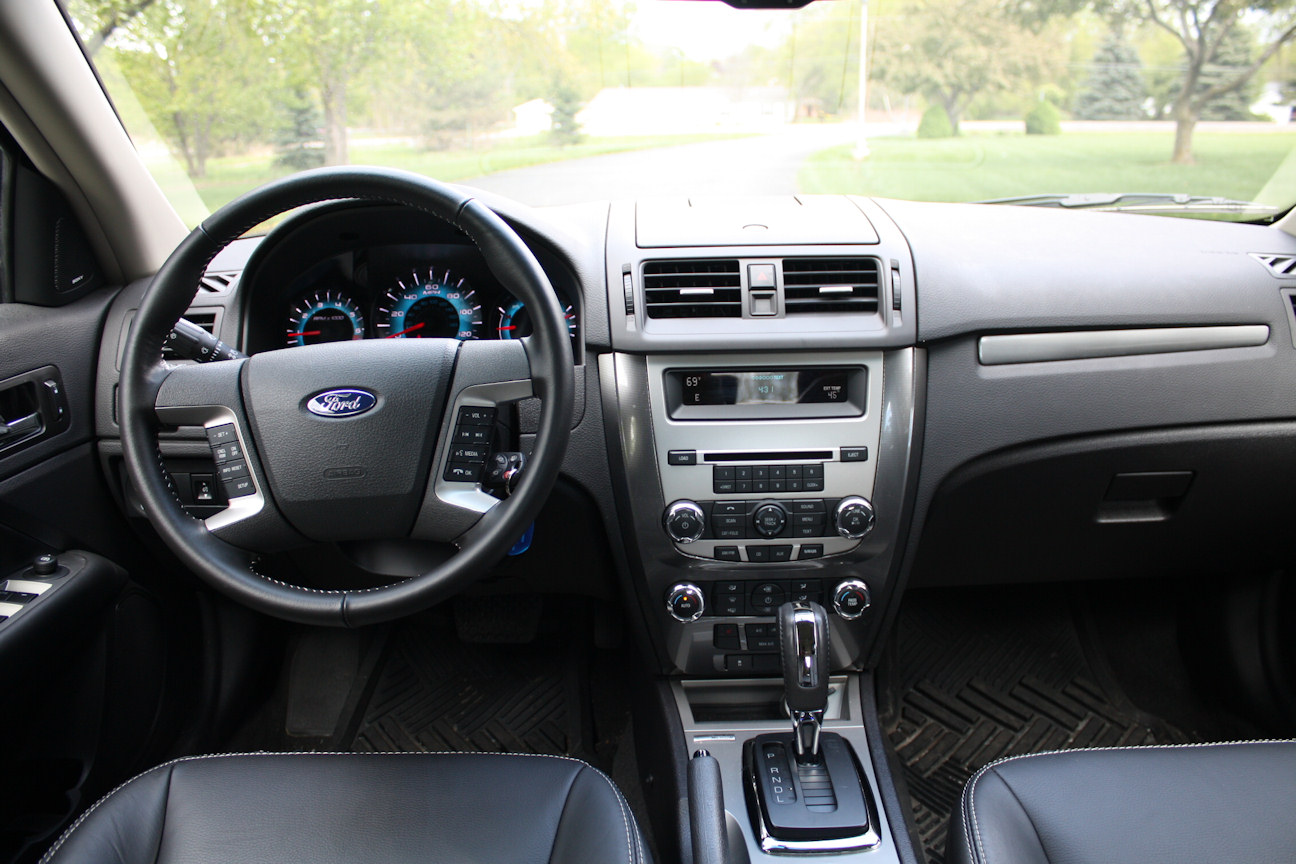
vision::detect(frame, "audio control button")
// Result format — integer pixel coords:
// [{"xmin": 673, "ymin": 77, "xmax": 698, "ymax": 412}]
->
[{"xmin": 752, "ymin": 503, "xmax": 787, "ymax": 538}]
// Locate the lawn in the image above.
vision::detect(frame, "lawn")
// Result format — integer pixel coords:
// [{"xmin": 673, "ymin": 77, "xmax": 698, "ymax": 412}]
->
[
  {"xmin": 182, "ymin": 133, "xmax": 745, "ymax": 216},
  {"xmin": 797, "ymin": 131, "xmax": 1296, "ymax": 208}
]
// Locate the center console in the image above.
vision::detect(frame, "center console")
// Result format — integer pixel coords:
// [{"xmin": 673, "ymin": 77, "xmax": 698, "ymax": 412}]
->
[{"xmin": 600, "ymin": 196, "xmax": 921, "ymax": 861}]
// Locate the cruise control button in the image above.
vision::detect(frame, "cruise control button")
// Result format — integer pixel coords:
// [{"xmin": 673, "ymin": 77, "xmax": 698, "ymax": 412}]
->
[
  {"xmin": 211, "ymin": 441, "xmax": 243, "ymax": 463},
  {"xmin": 206, "ymin": 424, "xmax": 237, "ymax": 446}
]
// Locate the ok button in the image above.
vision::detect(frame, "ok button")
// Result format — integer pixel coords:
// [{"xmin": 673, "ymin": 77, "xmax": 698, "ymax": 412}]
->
[{"xmin": 752, "ymin": 503, "xmax": 787, "ymax": 538}]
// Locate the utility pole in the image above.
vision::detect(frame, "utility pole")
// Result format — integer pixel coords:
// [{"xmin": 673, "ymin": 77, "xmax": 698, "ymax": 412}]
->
[{"xmin": 853, "ymin": 0, "xmax": 870, "ymax": 159}]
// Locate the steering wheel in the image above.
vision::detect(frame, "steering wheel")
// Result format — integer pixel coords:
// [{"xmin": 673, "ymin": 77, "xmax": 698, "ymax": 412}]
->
[{"xmin": 119, "ymin": 168, "xmax": 575, "ymax": 627}]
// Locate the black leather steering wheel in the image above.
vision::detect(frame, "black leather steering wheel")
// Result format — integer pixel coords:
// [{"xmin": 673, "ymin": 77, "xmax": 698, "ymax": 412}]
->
[{"xmin": 120, "ymin": 167, "xmax": 574, "ymax": 627}]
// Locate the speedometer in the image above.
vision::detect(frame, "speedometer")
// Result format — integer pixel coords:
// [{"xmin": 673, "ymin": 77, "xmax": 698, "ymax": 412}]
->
[{"xmin": 375, "ymin": 268, "xmax": 481, "ymax": 340}]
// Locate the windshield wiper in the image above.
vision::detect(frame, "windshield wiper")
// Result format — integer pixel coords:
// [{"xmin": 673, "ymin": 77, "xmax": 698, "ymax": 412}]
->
[{"xmin": 978, "ymin": 192, "xmax": 1282, "ymax": 216}]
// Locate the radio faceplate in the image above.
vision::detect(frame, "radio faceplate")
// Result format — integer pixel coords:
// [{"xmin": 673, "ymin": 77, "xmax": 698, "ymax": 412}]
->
[{"xmin": 646, "ymin": 352, "xmax": 885, "ymax": 563}]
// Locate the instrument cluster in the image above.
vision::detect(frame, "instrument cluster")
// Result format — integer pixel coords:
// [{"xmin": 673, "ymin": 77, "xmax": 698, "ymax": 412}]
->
[{"xmin": 272, "ymin": 242, "xmax": 578, "ymax": 350}]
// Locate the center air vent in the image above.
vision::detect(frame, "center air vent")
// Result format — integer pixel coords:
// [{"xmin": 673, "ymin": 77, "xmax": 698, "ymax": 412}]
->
[
  {"xmin": 643, "ymin": 260, "xmax": 741, "ymax": 319},
  {"xmin": 199, "ymin": 270, "xmax": 240, "ymax": 293},
  {"xmin": 782, "ymin": 258, "xmax": 880, "ymax": 314}
]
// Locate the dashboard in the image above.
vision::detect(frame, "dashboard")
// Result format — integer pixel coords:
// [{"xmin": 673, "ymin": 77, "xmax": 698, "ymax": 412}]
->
[{"xmin": 97, "ymin": 190, "xmax": 1296, "ymax": 681}]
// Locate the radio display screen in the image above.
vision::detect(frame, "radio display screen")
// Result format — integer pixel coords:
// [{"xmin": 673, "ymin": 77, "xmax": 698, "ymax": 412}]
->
[{"xmin": 675, "ymin": 368, "xmax": 852, "ymax": 406}]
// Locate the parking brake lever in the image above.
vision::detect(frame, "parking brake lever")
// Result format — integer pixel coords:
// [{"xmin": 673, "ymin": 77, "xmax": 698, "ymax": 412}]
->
[{"xmin": 779, "ymin": 600, "xmax": 830, "ymax": 763}]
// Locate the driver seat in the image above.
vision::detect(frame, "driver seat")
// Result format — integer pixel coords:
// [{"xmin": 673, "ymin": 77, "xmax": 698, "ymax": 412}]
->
[{"xmin": 41, "ymin": 752, "xmax": 649, "ymax": 864}]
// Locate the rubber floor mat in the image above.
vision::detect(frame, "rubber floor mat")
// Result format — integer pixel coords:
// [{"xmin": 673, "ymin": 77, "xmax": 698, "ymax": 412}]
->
[
  {"xmin": 349, "ymin": 623, "xmax": 590, "ymax": 759},
  {"xmin": 880, "ymin": 587, "xmax": 1194, "ymax": 864}
]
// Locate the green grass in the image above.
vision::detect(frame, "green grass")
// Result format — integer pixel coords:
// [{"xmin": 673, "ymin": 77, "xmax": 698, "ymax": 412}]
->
[
  {"xmin": 798, "ymin": 132, "xmax": 1296, "ymax": 207},
  {"xmin": 184, "ymin": 133, "xmax": 745, "ymax": 215}
]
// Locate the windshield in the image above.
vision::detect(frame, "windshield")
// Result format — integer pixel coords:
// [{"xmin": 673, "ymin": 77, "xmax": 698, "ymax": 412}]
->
[{"xmin": 66, "ymin": 0, "xmax": 1296, "ymax": 224}]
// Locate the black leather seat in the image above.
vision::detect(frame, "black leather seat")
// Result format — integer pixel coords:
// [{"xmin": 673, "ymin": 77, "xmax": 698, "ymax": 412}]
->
[
  {"xmin": 947, "ymin": 741, "xmax": 1296, "ymax": 864},
  {"xmin": 42, "ymin": 752, "xmax": 649, "ymax": 864}
]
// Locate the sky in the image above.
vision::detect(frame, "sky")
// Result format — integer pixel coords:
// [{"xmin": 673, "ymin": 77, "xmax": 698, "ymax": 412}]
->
[{"xmin": 629, "ymin": 0, "xmax": 797, "ymax": 61}]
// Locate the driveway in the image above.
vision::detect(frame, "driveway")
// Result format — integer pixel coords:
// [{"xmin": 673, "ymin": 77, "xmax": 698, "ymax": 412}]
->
[{"xmin": 460, "ymin": 124, "xmax": 862, "ymax": 206}]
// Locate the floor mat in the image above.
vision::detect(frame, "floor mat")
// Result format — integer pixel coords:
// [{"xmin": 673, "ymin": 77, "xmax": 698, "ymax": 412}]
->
[
  {"xmin": 349, "ymin": 622, "xmax": 591, "ymax": 759},
  {"xmin": 880, "ymin": 587, "xmax": 1194, "ymax": 864}
]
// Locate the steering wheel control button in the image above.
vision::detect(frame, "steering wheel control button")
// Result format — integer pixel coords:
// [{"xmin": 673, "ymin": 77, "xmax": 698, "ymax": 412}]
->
[
  {"xmin": 667, "ymin": 583, "xmax": 706, "ymax": 622},
  {"xmin": 211, "ymin": 441, "xmax": 243, "ymax": 464},
  {"xmin": 453, "ymin": 425, "xmax": 491, "ymax": 445},
  {"xmin": 833, "ymin": 580, "xmax": 872, "ymax": 620},
  {"xmin": 444, "ymin": 463, "xmax": 482, "ymax": 483},
  {"xmin": 457, "ymin": 406, "xmax": 496, "ymax": 426},
  {"xmin": 206, "ymin": 424, "xmax": 237, "ymax": 446},
  {"xmin": 753, "ymin": 503, "xmax": 787, "ymax": 538},
  {"xmin": 797, "ymin": 544, "xmax": 825, "ymax": 561},
  {"xmin": 841, "ymin": 446, "xmax": 869, "ymax": 462},
  {"xmin": 191, "ymin": 475, "xmax": 218, "ymax": 503},
  {"xmin": 224, "ymin": 476, "xmax": 255, "ymax": 499},
  {"xmin": 450, "ymin": 444, "xmax": 489, "ymax": 462},
  {"xmin": 834, "ymin": 497, "xmax": 876, "ymax": 540},
  {"xmin": 668, "ymin": 449, "xmax": 697, "ymax": 466},
  {"xmin": 217, "ymin": 461, "xmax": 249, "ymax": 482}
]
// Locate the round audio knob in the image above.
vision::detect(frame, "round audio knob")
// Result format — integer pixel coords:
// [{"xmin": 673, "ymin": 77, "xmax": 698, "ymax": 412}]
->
[
  {"xmin": 752, "ymin": 502, "xmax": 788, "ymax": 538},
  {"xmin": 834, "ymin": 496, "xmax": 876, "ymax": 540},
  {"xmin": 663, "ymin": 500, "xmax": 705, "ymax": 543},
  {"xmin": 832, "ymin": 579, "xmax": 872, "ymax": 620},
  {"xmin": 666, "ymin": 583, "xmax": 706, "ymax": 622}
]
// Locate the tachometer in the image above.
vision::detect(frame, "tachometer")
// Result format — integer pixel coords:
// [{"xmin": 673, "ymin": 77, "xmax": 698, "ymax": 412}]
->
[
  {"xmin": 496, "ymin": 300, "xmax": 577, "ymax": 340},
  {"xmin": 375, "ymin": 268, "xmax": 481, "ymax": 340},
  {"xmin": 286, "ymin": 290, "xmax": 366, "ymax": 347}
]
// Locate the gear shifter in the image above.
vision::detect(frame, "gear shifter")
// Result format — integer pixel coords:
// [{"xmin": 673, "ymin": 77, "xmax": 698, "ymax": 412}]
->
[
  {"xmin": 779, "ymin": 600, "xmax": 830, "ymax": 763},
  {"xmin": 743, "ymin": 600, "xmax": 879, "ymax": 853}
]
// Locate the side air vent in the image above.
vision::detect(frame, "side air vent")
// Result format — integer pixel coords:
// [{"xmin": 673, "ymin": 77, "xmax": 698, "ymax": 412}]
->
[
  {"xmin": 643, "ymin": 260, "xmax": 742, "ymax": 319},
  {"xmin": 782, "ymin": 258, "xmax": 880, "ymax": 314},
  {"xmin": 199, "ymin": 270, "xmax": 240, "ymax": 293},
  {"xmin": 1252, "ymin": 254, "xmax": 1296, "ymax": 279},
  {"xmin": 163, "ymin": 310, "xmax": 218, "ymax": 359}
]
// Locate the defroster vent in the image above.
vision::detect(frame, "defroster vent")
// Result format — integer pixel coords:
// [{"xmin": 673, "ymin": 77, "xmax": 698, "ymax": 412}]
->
[
  {"xmin": 782, "ymin": 258, "xmax": 880, "ymax": 314},
  {"xmin": 643, "ymin": 259, "xmax": 741, "ymax": 319}
]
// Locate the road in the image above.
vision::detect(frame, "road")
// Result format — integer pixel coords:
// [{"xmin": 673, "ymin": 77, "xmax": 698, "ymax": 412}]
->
[{"xmin": 460, "ymin": 124, "xmax": 861, "ymax": 206}]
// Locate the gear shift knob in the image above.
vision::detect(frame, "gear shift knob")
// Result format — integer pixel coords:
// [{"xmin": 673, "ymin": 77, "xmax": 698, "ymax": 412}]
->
[{"xmin": 778, "ymin": 600, "xmax": 830, "ymax": 761}]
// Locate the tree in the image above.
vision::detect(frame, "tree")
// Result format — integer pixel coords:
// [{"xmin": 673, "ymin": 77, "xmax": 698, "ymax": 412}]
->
[
  {"xmin": 253, "ymin": 0, "xmax": 384, "ymax": 166},
  {"xmin": 273, "ymin": 87, "xmax": 325, "ymax": 170},
  {"xmin": 68, "ymin": 0, "xmax": 159, "ymax": 54},
  {"xmin": 1196, "ymin": 24, "xmax": 1262, "ymax": 118},
  {"xmin": 106, "ymin": 0, "xmax": 270, "ymax": 177},
  {"xmin": 1074, "ymin": 29, "xmax": 1148, "ymax": 118},
  {"xmin": 874, "ymin": 0, "xmax": 1059, "ymax": 133},
  {"xmin": 549, "ymin": 80, "xmax": 583, "ymax": 145},
  {"xmin": 1113, "ymin": 0, "xmax": 1296, "ymax": 162}
]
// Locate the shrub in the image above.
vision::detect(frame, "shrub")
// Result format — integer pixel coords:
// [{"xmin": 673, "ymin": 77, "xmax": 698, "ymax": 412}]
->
[
  {"xmin": 1025, "ymin": 100, "xmax": 1062, "ymax": 135},
  {"xmin": 916, "ymin": 105, "xmax": 954, "ymax": 139}
]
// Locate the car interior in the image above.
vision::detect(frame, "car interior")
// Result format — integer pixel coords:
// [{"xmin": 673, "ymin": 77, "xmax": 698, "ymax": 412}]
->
[{"xmin": 3, "ymin": 2, "xmax": 1296, "ymax": 864}]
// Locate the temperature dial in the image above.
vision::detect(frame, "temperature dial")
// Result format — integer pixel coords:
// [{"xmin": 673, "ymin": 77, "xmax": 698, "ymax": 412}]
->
[
  {"xmin": 666, "ymin": 583, "xmax": 706, "ymax": 622},
  {"xmin": 832, "ymin": 580, "xmax": 872, "ymax": 620},
  {"xmin": 664, "ymin": 500, "xmax": 705, "ymax": 543},
  {"xmin": 834, "ymin": 497, "xmax": 876, "ymax": 540}
]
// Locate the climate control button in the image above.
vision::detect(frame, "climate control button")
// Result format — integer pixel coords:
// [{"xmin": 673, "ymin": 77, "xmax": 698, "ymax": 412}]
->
[{"xmin": 666, "ymin": 583, "xmax": 706, "ymax": 622}]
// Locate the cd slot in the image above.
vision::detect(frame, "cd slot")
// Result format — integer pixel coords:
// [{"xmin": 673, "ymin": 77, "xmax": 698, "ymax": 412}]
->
[{"xmin": 705, "ymin": 450, "xmax": 833, "ymax": 463}]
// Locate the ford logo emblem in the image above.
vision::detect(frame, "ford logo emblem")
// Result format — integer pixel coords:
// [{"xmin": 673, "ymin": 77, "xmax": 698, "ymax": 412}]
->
[{"xmin": 307, "ymin": 389, "xmax": 377, "ymax": 418}]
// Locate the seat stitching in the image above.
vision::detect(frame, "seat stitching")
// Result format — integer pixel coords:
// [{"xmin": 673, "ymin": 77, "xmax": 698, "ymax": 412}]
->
[
  {"xmin": 960, "ymin": 738, "xmax": 1296, "ymax": 864},
  {"xmin": 39, "ymin": 750, "xmax": 633, "ymax": 864},
  {"xmin": 587, "ymin": 765, "xmax": 635, "ymax": 864},
  {"xmin": 545, "ymin": 765, "xmax": 584, "ymax": 864}
]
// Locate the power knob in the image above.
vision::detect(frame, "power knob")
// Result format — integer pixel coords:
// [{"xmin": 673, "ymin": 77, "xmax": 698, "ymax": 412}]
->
[
  {"xmin": 834, "ymin": 496, "xmax": 876, "ymax": 540},
  {"xmin": 663, "ymin": 500, "xmax": 706, "ymax": 543},
  {"xmin": 666, "ymin": 583, "xmax": 706, "ymax": 622},
  {"xmin": 832, "ymin": 579, "xmax": 871, "ymax": 620}
]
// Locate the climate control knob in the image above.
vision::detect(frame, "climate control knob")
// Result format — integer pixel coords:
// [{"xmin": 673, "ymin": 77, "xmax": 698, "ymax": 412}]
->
[
  {"xmin": 752, "ymin": 502, "xmax": 788, "ymax": 538},
  {"xmin": 663, "ymin": 500, "xmax": 706, "ymax": 543},
  {"xmin": 834, "ymin": 496, "xmax": 876, "ymax": 540},
  {"xmin": 666, "ymin": 583, "xmax": 706, "ymax": 622},
  {"xmin": 832, "ymin": 579, "xmax": 872, "ymax": 620}
]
